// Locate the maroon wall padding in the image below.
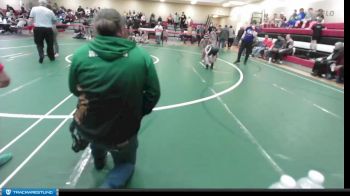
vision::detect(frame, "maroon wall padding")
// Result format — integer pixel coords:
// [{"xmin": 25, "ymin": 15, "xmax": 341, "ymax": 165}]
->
[
  {"xmin": 261, "ymin": 28, "xmax": 312, "ymax": 35},
  {"xmin": 260, "ymin": 28, "xmax": 344, "ymax": 38},
  {"xmin": 324, "ymin": 23, "xmax": 344, "ymax": 30},
  {"xmin": 284, "ymin": 56, "xmax": 315, "ymax": 68},
  {"xmin": 322, "ymin": 29, "xmax": 344, "ymax": 38}
]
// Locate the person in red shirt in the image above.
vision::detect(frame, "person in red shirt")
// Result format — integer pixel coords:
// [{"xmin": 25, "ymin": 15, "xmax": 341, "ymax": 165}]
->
[
  {"xmin": 0, "ymin": 61, "xmax": 13, "ymax": 167},
  {"xmin": 252, "ymin": 34, "xmax": 272, "ymax": 58}
]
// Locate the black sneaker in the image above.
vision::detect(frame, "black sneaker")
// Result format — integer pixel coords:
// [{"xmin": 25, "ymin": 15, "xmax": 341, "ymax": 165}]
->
[
  {"xmin": 206, "ymin": 65, "xmax": 209, "ymax": 69},
  {"xmin": 94, "ymin": 157, "xmax": 106, "ymax": 170},
  {"xmin": 210, "ymin": 63, "xmax": 214, "ymax": 69},
  {"xmin": 39, "ymin": 57, "xmax": 44, "ymax": 64},
  {"xmin": 234, "ymin": 61, "xmax": 240, "ymax": 64}
]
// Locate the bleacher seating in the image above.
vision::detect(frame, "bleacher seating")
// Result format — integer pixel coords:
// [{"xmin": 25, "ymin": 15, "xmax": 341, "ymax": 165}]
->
[
  {"xmin": 260, "ymin": 23, "xmax": 344, "ymax": 38},
  {"xmin": 283, "ymin": 55, "xmax": 315, "ymax": 68}
]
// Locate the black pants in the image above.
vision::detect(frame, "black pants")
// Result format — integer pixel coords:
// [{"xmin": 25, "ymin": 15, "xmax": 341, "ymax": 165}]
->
[
  {"xmin": 34, "ymin": 27, "xmax": 55, "ymax": 60},
  {"xmin": 276, "ymin": 48, "xmax": 293, "ymax": 61},
  {"xmin": 312, "ymin": 60, "xmax": 331, "ymax": 76},
  {"xmin": 228, "ymin": 38, "xmax": 234, "ymax": 48},
  {"xmin": 236, "ymin": 41, "xmax": 253, "ymax": 63}
]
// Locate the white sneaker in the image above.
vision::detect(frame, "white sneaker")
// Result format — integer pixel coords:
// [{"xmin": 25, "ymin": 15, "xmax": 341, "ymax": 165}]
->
[
  {"xmin": 55, "ymin": 53, "xmax": 59, "ymax": 57},
  {"xmin": 279, "ymin": 60, "xmax": 283, "ymax": 64},
  {"xmin": 268, "ymin": 58, "xmax": 272, "ymax": 63}
]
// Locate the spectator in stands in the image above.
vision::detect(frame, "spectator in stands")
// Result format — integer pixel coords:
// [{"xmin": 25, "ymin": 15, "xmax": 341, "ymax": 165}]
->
[
  {"xmin": 77, "ymin": 5, "xmax": 85, "ymax": 18},
  {"xmin": 278, "ymin": 13, "xmax": 288, "ymax": 28},
  {"xmin": 252, "ymin": 34, "xmax": 272, "ymax": 58},
  {"xmin": 149, "ymin": 13, "xmax": 156, "ymax": 28},
  {"xmin": 174, "ymin": 12, "xmax": 179, "ymax": 31},
  {"xmin": 53, "ymin": 3, "xmax": 59, "ymax": 12},
  {"xmin": 228, "ymin": 25, "xmax": 235, "ymax": 49},
  {"xmin": 15, "ymin": 16, "xmax": 28, "ymax": 34},
  {"xmin": 167, "ymin": 14, "xmax": 173, "ymax": 25},
  {"xmin": 180, "ymin": 12, "xmax": 187, "ymax": 29},
  {"xmin": 269, "ymin": 13, "xmax": 279, "ymax": 27},
  {"xmin": 157, "ymin": 16, "xmax": 162, "ymax": 23},
  {"xmin": 187, "ymin": 16, "xmax": 193, "ymax": 28},
  {"xmin": 19, "ymin": 6, "xmax": 28, "ymax": 17},
  {"xmin": 140, "ymin": 13, "xmax": 146, "ymax": 27},
  {"xmin": 85, "ymin": 7, "xmax": 91, "ymax": 18},
  {"xmin": 154, "ymin": 21, "xmax": 163, "ymax": 44},
  {"xmin": 0, "ymin": 61, "xmax": 13, "ymax": 168},
  {"xmin": 316, "ymin": 9, "xmax": 325, "ymax": 23},
  {"xmin": 301, "ymin": 8, "xmax": 316, "ymax": 28},
  {"xmin": 268, "ymin": 35, "xmax": 286, "ymax": 63},
  {"xmin": 6, "ymin": 5, "xmax": 15, "ymax": 13},
  {"xmin": 287, "ymin": 9, "xmax": 298, "ymax": 28},
  {"xmin": 0, "ymin": 11, "xmax": 5, "ymax": 20},
  {"xmin": 294, "ymin": 8, "xmax": 306, "ymax": 28},
  {"xmin": 311, "ymin": 42, "xmax": 344, "ymax": 81},
  {"xmin": 276, "ymin": 34, "xmax": 294, "ymax": 63},
  {"xmin": 29, "ymin": 0, "xmax": 57, "ymax": 64},
  {"xmin": 234, "ymin": 22, "xmax": 257, "ymax": 65},
  {"xmin": 310, "ymin": 17, "xmax": 324, "ymax": 53}
]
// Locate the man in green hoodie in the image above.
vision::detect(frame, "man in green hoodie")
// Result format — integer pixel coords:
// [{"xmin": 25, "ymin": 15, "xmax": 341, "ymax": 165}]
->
[{"xmin": 69, "ymin": 9, "xmax": 160, "ymax": 189}]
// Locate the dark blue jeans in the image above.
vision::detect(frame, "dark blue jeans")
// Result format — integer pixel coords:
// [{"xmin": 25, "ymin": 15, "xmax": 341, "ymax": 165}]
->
[{"xmin": 90, "ymin": 135, "xmax": 138, "ymax": 189}]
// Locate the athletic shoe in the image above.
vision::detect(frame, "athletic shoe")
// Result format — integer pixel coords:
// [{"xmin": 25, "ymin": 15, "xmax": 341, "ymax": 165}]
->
[{"xmin": 94, "ymin": 157, "xmax": 106, "ymax": 171}]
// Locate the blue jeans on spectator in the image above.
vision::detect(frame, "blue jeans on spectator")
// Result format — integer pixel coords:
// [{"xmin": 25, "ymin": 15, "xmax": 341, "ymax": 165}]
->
[
  {"xmin": 252, "ymin": 46, "xmax": 265, "ymax": 57},
  {"xmin": 91, "ymin": 135, "xmax": 138, "ymax": 189},
  {"xmin": 219, "ymin": 39, "xmax": 226, "ymax": 48}
]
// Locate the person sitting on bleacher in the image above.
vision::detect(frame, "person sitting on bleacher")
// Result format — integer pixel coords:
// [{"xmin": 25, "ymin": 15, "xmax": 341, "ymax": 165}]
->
[
  {"xmin": 287, "ymin": 9, "xmax": 298, "ymax": 28},
  {"xmin": 276, "ymin": 34, "xmax": 294, "ymax": 64},
  {"xmin": 268, "ymin": 35, "xmax": 286, "ymax": 63},
  {"xmin": 311, "ymin": 42, "xmax": 344, "ymax": 81},
  {"xmin": 301, "ymin": 8, "xmax": 316, "ymax": 28},
  {"xmin": 63, "ymin": 10, "xmax": 75, "ymax": 24},
  {"xmin": 294, "ymin": 8, "xmax": 306, "ymax": 28},
  {"xmin": 316, "ymin": 9, "xmax": 325, "ymax": 23},
  {"xmin": 252, "ymin": 34, "xmax": 272, "ymax": 58},
  {"xmin": 278, "ymin": 13, "xmax": 288, "ymax": 28}
]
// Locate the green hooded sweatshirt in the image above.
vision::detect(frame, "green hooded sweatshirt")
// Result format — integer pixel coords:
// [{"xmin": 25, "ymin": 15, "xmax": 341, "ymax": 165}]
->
[{"xmin": 69, "ymin": 35, "xmax": 160, "ymax": 147}]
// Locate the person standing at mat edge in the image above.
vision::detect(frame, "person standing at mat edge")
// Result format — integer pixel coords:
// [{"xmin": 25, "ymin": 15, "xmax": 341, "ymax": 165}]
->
[
  {"xmin": 234, "ymin": 21, "xmax": 257, "ymax": 65},
  {"xmin": 29, "ymin": 0, "xmax": 57, "ymax": 64},
  {"xmin": 0, "ymin": 61, "xmax": 13, "ymax": 167},
  {"xmin": 69, "ymin": 9, "xmax": 160, "ymax": 189}
]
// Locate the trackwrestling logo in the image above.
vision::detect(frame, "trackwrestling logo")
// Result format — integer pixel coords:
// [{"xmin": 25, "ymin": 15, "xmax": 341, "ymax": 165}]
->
[{"xmin": 1, "ymin": 188, "xmax": 57, "ymax": 196}]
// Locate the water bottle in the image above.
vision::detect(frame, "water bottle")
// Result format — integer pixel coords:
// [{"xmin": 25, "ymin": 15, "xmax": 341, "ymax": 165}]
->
[
  {"xmin": 297, "ymin": 170, "xmax": 325, "ymax": 189},
  {"xmin": 269, "ymin": 175, "xmax": 297, "ymax": 189}
]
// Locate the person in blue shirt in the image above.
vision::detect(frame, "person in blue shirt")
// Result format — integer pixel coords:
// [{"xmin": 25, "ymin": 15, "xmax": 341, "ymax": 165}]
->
[
  {"xmin": 294, "ymin": 8, "xmax": 306, "ymax": 27},
  {"xmin": 234, "ymin": 22, "xmax": 257, "ymax": 65}
]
